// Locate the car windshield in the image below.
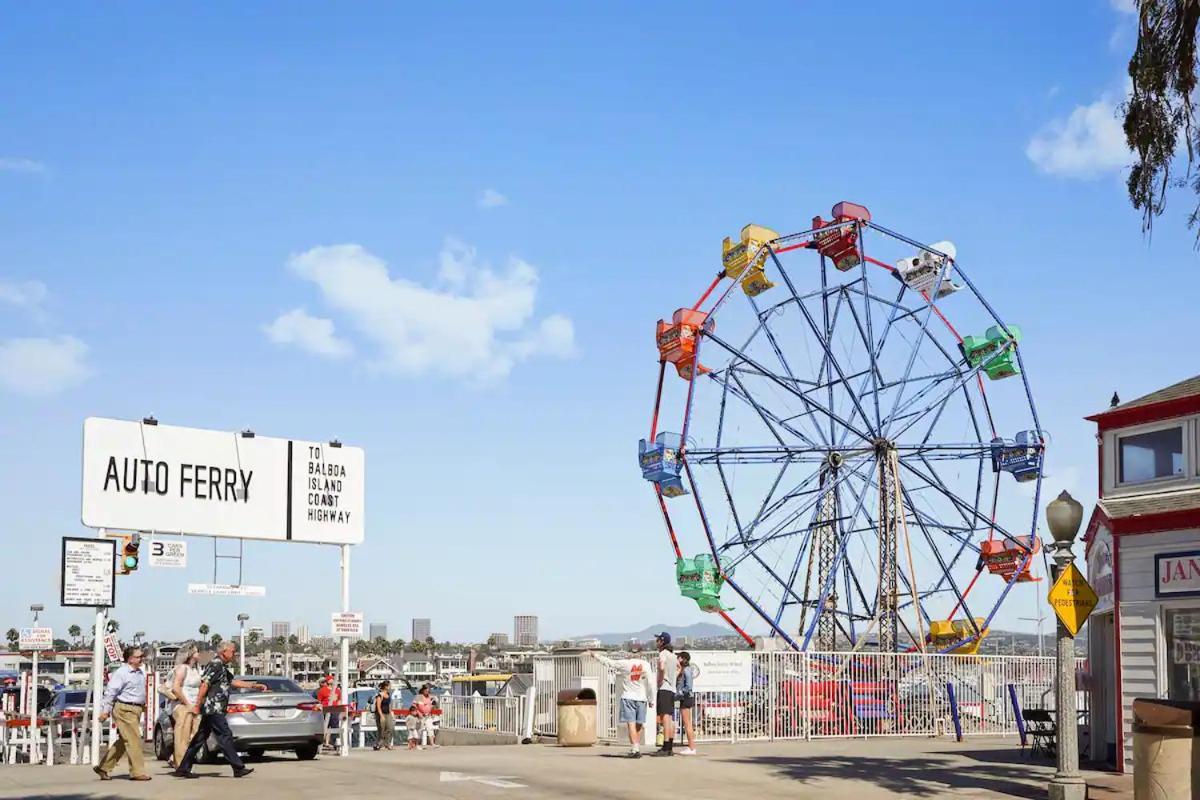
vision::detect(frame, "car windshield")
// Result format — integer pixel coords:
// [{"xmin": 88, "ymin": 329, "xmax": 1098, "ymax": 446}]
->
[
  {"xmin": 61, "ymin": 690, "xmax": 89, "ymax": 704},
  {"xmin": 233, "ymin": 677, "xmax": 303, "ymax": 694}
]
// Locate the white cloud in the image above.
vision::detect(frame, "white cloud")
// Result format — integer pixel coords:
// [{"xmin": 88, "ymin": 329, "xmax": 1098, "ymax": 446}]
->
[
  {"xmin": 0, "ymin": 279, "xmax": 48, "ymax": 310},
  {"xmin": 263, "ymin": 307, "xmax": 353, "ymax": 359},
  {"xmin": 0, "ymin": 335, "xmax": 91, "ymax": 395},
  {"xmin": 277, "ymin": 240, "xmax": 576, "ymax": 381},
  {"xmin": 477, "ymin": 188, "xmax": 509, "ymax": 209},
  {"xmin": 1026, "ymin": 96, "xmax": 1129, "ymax": 178},
  {"xmin": 0, "ymin": 157, "xmax": 47, "ymax": 174}
]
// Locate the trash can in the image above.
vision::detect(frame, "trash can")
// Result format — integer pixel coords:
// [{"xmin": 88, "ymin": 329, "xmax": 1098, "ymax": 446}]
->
[
  {"xmin": 557, "ymin": 688, "xmax": 597, "ymax": 747},
  {"xmin": 1131, "ymin": 698, "xmax": 1200, "ymax": 800}
]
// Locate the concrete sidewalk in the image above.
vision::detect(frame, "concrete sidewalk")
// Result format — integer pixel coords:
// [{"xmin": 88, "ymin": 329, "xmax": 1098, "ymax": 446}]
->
[{"xmin": 0, "ymin": 737, "xmax": 1131, "ymax": 799}]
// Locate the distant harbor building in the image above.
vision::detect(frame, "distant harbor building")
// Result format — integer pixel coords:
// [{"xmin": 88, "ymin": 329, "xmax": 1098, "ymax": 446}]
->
[
  {"xmin": 487, "ymin": 633, "xmax": 510, "ymax": 647},
  {"xmin": 248, "ymin": 626, "xmax": 265, "ymax": 640},
  {"xmin": 296, "ymin": 624, "xmax": 310, "ymax": 645},
  {"xmin": 271, "ymin": 621, "xmax": 290, "ymax": 640},
  {"xmin": 514, "ymin": 615, "xmax": 538, "ymax": 647},
  {"xmin": 369, "ymin": 623, "xmax": 388, "ymax": 641},
  {"xmin": 412, "ymin": 618, "xmax": 432, "ymax": 642},
  {"xmin": 573, "ymin": 637, "xmax": 602, "ymax": 649}
]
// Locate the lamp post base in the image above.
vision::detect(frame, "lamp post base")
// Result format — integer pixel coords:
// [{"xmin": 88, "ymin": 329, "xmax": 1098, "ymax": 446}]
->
[{"xmin": 1047, "ymin": 775, "xmax": 1087, "ymax": 800}]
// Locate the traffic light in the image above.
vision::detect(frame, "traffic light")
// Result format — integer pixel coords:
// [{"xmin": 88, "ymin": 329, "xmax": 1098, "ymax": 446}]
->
[{"xmin": 118, "ymin": 533, "xmax": 141, "ymax": 574}]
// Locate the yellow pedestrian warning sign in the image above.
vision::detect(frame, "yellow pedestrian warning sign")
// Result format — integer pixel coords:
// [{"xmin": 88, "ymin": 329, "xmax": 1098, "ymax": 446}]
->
[{"xmin": 1048, "ymin": 562, "xmax": 1098, "ymax": 637}]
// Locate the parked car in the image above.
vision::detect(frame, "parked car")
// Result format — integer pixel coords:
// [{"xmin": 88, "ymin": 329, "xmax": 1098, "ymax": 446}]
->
[
  {"xmin": 154, "ymin": 676, "xmax": 323, "ymax": 762},
  {"xmin": 40, "ymin": 688, "xmax": 89, "ymax": 720}
]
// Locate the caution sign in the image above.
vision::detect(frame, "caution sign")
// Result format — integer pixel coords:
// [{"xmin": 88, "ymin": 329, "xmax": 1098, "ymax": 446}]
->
[{"xmin": 1048, "ymin": 562, "xmax": 1099, "ymax": 637}]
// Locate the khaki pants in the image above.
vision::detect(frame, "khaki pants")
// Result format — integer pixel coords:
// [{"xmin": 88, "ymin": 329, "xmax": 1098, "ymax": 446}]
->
[
  {"xmin": 99, "ymin": 702, "xmax": 147, "ymax": 778},
  {"xmin": 172, "ymin": 704, "xmax": 199, "ymax": 766}
]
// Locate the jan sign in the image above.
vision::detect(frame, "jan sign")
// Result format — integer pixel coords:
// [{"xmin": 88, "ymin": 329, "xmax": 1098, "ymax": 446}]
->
[{"xmin": 81, "ymin": 417, "xmax": 364, "ymax": 545}]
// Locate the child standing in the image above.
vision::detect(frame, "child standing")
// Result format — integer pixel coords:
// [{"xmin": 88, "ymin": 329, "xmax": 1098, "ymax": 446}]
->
[{"xmin": 406, "ymin": 703, "xmax": 422, "ymax": 750}]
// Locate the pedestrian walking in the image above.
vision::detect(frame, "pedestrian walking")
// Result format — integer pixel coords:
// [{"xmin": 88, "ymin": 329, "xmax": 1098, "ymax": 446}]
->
[
  {"xmin": 172, "ymin": 641, "xmax": 267, "ymax": 779},
  {"xmin": 676, "ymin": 651, "xmax": 699, "ymax": 755},
  {"xmin": 589, "ymin": 649, "xmax": 654, "ymax": 758},
  {"xmin": 652, "ymin": 631, "xmax": 678, "ymax": 756},
  {"xmin": 94, "ymin": 645, "xmax": 151, "ymax": 782},
  {"xmin": 169, "ymin": 644, "xmax": 203, "ymax": 768},
  {"xmin": 414, "ymin": 683, "xmax": 439, "ymax": 747},
  {"xmin": 373, "ymin": 680, "xmax": 395, "ymax": 750}
]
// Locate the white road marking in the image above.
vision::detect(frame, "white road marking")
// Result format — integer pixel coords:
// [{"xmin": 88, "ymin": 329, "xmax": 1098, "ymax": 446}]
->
[{"xmin": 440, "ymin": 771, "xmax": 527, "ymax": 789}]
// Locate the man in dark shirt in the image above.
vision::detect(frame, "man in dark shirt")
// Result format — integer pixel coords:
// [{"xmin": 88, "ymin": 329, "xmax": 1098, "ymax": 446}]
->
[{"xmin": 172, "ymin": 642, "xmax": 267, "ymax": 779}]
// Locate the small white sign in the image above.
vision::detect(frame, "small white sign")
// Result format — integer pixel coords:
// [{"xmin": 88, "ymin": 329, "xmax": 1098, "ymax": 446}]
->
[
  {"xmin": 187, "ymin": 583, "xmax": 266, "ymax": 597},
  {"xmin": 331, "ymin": 611, "xmax": 364, "ymax": 638},
  {"xmin": 103, "ymin": 633, "xmax": 122, "ymax": 662},
  {"xmin": 19, "ymin": 628, "xmax": 53, "ymax": 651},
  {"xmin": 60, "ymin": 537, "xmax": 116, "ymax": 608},
  {"xmin": 148, "ymin": 539, "xmax": 188, "ymax": 568},
  {"xmin": 691, "ymin": 651, "xmax": 753, "ymax": 693}
]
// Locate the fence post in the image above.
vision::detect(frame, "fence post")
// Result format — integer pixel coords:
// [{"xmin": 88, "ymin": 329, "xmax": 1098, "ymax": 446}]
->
[
  {"xmin": 523, "ymin": 686, "xmax": 536, "ymax": 743},
  {"xmin": 946, "ymin": 682, "xmax": 962, "ymax": 742}
]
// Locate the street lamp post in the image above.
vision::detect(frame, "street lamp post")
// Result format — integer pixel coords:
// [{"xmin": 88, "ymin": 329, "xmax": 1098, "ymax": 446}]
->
[
  {"xmin": 1045, "ymin": 490, "xmax": 1086, "ymax": 800},
  {"xmin": 237, "ymin": 614, "xmax": 250, "ymax": 675}
]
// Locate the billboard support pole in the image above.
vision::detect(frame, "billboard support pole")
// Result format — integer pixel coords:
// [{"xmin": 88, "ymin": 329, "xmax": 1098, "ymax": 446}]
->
[
  {"xmin": 339, "ymin": 544, "xmax": 350, "ymax": 757},
  {"xmin": 89, "ymin": 528, "xmax": 108, "ymax": 767}
]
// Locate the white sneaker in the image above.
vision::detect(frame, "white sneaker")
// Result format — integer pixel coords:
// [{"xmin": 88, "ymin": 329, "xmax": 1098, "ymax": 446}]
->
[{"xmin": 677, "ymin": 747, "xmax": 697, "ymax": 756}]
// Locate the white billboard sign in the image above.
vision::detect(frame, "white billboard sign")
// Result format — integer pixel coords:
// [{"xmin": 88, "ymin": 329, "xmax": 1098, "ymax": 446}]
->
[
  {"xmin": 81, "ymin": 417, "xmax": 364, "ymax": 545},
  {"xmin": 60, "ymin": 537, "xmax": 116, "ymax": 608},
  {"xmin": 148, "ymin": 539, "xmax": 188, "ymax": 568},
  {"xmin": 187, "ymin": 583, "xmax": 266, "ymax": 597},
  {"xmin": 19, "ymin": 628, "xmax": 53, "ymax": 651},
  {"xmin": 691, "ymin": 651, "xmax": 753, "ymax": 692},
  {"xmin": 331, "ymin": 612, "xmax": 364, "ymax": 638}
]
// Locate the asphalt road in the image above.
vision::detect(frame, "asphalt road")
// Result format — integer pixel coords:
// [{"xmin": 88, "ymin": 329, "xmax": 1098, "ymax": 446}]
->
[{"xmin": 0, "ymin": 737, "xmax": 1131, "ymax": 799}]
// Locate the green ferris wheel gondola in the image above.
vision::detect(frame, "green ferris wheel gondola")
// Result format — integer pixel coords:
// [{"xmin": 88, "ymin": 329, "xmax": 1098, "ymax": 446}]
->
[{"xmin": 676, "ymin": 553, "xmax": 733, "ymax": 613}]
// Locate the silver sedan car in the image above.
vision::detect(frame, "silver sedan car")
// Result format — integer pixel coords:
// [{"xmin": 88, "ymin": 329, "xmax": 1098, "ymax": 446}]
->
[{"xmin": 154, "ymin": 676, "xmax": 324, "ymax": 762}]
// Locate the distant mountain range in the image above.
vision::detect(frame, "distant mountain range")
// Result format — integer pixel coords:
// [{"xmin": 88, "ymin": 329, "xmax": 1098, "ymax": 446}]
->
[{"xmin": 578, "ymin": 623, "xmax": 734, "ymax": 646}]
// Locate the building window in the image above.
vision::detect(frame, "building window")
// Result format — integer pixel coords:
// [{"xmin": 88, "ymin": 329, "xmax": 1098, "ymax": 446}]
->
[
  {"xmin": 1165, "ymin": 608, "xmax": 1200, "ymax": 702},
  {"xmin": 1118, "ymin": 427, "xmax": 1184, "ymax": 484}
]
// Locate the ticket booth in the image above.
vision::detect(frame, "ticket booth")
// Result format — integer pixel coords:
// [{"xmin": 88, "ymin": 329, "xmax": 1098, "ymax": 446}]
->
[{"xmin": 1083, "ymin": 375, "xmax": 1200, "ymax": 773}]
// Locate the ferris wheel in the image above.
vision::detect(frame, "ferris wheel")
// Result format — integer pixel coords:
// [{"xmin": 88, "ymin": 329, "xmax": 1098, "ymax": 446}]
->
[{"xmin": 639, "ymin": 203, "xmax": 1047, "ymax": 654}]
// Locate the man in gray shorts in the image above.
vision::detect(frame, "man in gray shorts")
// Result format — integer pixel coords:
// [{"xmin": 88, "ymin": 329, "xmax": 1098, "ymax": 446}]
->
[{"xmin": 589, "ymin": 650, "xmax": 654, "ymax": 757}]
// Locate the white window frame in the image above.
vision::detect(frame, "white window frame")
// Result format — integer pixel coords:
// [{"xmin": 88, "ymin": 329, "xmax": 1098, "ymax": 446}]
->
[{"xmin": 1104, "ymin": 416, "xmax": 1197, "ymax": 497}]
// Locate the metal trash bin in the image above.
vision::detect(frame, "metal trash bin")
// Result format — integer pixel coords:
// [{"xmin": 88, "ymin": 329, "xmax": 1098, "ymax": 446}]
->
[
  {"xmin": 1132, "ymin": 698, "xmax": 1200, "ymax": 800},
  {"xmin": 557, "ymin": 688, "xmax": 597, "ymax": 747}
]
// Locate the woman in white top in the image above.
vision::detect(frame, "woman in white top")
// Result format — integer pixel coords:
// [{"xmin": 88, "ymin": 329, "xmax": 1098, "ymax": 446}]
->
[{"xmin": 170, "ymin": 644, "xmax": 203, "ymax": 768}]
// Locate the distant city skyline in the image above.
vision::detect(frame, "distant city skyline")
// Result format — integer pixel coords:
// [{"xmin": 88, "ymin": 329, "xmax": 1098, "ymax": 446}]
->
[
  {"xmin": 412, "ymin": 618, "xmax": 431, "ymax": 643},
  {"xmin": 514, "ymin": 615, "xmax": 538, "ymax": 647},
  {"xmin": 271, "ymin": 621, "xmax": 290, "ymax": 640},
  {"xmin": 369, "ymin": 622, "xmax": 387, "ymax": 641}
]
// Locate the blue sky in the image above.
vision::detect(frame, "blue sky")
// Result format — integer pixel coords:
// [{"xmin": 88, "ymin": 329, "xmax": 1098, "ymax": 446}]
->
[{"xmin": 1, "ymin": 1, "xmax": 1197, "ymax": 644}]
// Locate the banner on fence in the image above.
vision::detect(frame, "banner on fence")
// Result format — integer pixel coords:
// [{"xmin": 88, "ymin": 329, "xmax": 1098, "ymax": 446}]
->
[{"xmin": 691, "ymin": 651, "xmax": 752, "ymax": 692}]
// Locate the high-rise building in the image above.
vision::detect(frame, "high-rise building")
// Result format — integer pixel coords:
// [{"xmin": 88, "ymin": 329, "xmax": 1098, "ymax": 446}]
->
[
  {"xmin": 271, "ymin": 621, "xmax": 290, "ymax": 640},
  {"xmin": 296, "ymin": 624, "xmax": 310, "ymax": 645},
  {"xmin": 412, "ymin": 618, "xmax": 431, "ymax": 642},
  {"xmin": 487, "ymin": 633, "xmax": 509, "ymax": 647},
  {"xmin": 369, "ymin": 623, "xmax": 388, "ymax": 641},
  {"xmin": 514, "ymin": 615, "xmax": 538, "ymax": 647}
]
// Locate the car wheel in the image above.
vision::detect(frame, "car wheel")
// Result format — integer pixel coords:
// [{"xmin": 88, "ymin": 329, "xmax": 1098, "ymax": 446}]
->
[
  {"xmin": 246, "ymin": 748, "xmax": 265, "ymax": 761},
  {"xmin": 153, "ymin": 725, "xmax": 172, "ymax": 762},
  {"xmin": 295, "ymin": 744, "xmax": 319, "ymax": 761}
]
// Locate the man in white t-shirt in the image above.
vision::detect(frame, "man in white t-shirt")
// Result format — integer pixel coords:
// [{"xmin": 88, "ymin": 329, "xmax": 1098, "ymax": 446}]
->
[
  {"xmin": 589, "ymin": 650, "xmax": 654, "ymax": 758},
  {"xmin": 652, "ymin": 631, "xmax": 679, "ymax": 756}
]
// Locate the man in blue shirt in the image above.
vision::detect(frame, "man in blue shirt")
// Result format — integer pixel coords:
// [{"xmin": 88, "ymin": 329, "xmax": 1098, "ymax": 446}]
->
[{"xmin": 94, "ymin": 646, "xmax": 150, "ymax": 781}]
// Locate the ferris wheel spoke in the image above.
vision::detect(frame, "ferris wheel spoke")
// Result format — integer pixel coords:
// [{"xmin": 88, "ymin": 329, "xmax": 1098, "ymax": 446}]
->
[
  {"xmin": 722, "ymin": 368, "xmax": 825, "ymax": 448},
  {"xmin": 790, "ymin": 298, "xmax": 880, "ymax": 441},
  {"xmin": 897, "ymin": 457, "xmax": 1029, "ymax": 546},
  {"xmin": 883, "ymin": 358, "xmax": 989, "ymax": 444},
  {"xmin": 705, "ymin": 330, "xmax": 870, "ymax": 444},
  {"xmin": 718, "ymin": 461, "xmax": 826, "ymax": 548}
]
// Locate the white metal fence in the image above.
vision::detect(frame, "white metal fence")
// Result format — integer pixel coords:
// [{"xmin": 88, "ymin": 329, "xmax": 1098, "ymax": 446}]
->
[
  {"xmin": 534, "ymin": 651, "xmax": 1087, "ymax": 744},
  {"xmin": 438, "ymin": 695, "xmax": 527, "ymax": 737}
]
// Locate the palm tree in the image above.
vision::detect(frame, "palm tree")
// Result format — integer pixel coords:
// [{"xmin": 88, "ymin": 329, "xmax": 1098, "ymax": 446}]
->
[
  {"xmin": 210, "ymin": 633, "xmax": 223, "ymax": 648},
  {"xmin": 248, "ymin": 630, "xmax": 261, "ymax": 646},
  {"xmin": 199, "ymin": 624, "xmax": 210, "ymax": 639},
  {"xmin": 107, "ymin": 619, "xmax": 119, "ymax": 634},
  {"xmin": 1123, "ymin": 0, "xmax": 1200, "ymax": 237},
  {"xmin": 68, "ymin": 625, "xmax": 82, "ymax": 647},
  {"xmin": 5, "ymin": 629, "xmax": 18, "ymax": 651},
  {"xmin": 392, "ymin": 638, "xmax": 406, "ymax": 654}
]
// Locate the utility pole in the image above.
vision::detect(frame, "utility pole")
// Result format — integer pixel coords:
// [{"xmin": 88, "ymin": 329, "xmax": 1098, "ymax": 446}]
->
[{"xmin": 1045, "ymin": 491, "xmax": 1086, "ymax": 800}]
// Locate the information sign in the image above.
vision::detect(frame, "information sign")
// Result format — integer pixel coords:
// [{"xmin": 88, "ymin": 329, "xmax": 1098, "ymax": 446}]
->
[{"xmin": 60, "ymin": 537, "xmax": 116, "ymax": 608}]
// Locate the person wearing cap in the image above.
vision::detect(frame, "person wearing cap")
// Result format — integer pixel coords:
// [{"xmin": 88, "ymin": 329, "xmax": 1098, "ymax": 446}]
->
[{"xmin": 652, "ymin": 631, "xmax": 678, "ymax": 757}]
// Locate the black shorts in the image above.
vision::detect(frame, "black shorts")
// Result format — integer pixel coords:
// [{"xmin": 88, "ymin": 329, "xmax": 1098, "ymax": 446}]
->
[
  {"xmin": 678, "ymin": 694, "xmax": 695, "ymax": 710},
  {"xmin": 656, "ymin": 689, "xmax": 676, "ymax": 711}
]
